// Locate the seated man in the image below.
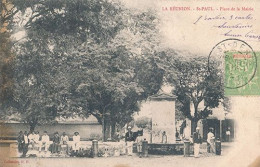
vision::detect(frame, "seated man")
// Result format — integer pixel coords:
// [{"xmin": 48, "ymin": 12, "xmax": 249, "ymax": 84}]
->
[
  {"xmin": 28, "ymin": 131, "xmax": 36, "ymax": 149},
  {"xmin": 72, "ymin": 132, "xmax": 80, "ymax": 156},
  {"xmin": 52, "ymin": 132, "xmax": 61, "ymax": 154},
  {"xmin": 39, "ymin": 131, "xmax": 50, "ymax": 153},
  {"xmin": 34, "ymin": 131, "xmax": 40, "ymax": 150}
]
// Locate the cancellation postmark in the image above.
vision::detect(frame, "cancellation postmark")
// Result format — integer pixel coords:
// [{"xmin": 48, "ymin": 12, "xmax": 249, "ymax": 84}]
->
[{"xmin": 208, "ymin": 38, "xmax": 259, "ymax": 95}]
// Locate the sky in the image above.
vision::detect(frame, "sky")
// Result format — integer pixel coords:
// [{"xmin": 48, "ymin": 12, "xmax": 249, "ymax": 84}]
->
[{"xmin": 122, "ymin": 0, "xmax": 260, "ymax": 55}]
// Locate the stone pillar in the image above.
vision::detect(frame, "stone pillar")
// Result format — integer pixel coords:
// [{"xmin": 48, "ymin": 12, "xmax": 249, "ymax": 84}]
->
[
  {"xmin": 142, "ymin": 140, "xmax": 148, "ymax": 157},
  {"xmin": 150, "ymin": 93, "xmax": 176, "ymax": 143},
  {"xmin": 92, "ymin": 140, "xmax": 98, "ymax": 157}
]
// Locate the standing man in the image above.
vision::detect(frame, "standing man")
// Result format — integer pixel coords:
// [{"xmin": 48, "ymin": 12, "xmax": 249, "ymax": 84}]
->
[
  {"xmin": 162, "ymin": 131, "xmax": 167, "ymax": 144},
  {"xmin": 135, "ymin": 133, "xmax": 143, "ymax": 158},
  {"xmin": 72, "ymin": 132, "xmax": 81, "ymax": 157},
  {"xmin": 193, "ymin": 127, "xmax": 202, "ymax": 158},
  {"xmin": 17, "ymin": 131, "xmax": 24, "ymax": 154},
  {"xmin": 226, "ymin": 127, "xmax": 231, "ymax": 142},
  {"xmin": 22, "ymin": 131, "xmax": 29, "ymax": 157},
  {"xmin": 125, "ymin": 126, "xmax": 134, "ymax": 156}
]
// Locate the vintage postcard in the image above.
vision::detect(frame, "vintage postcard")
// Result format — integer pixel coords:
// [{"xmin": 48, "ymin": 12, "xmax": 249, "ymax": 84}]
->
[{"xmin": 1, "ymin": 0, "xmax": 260, "ymax": 167}]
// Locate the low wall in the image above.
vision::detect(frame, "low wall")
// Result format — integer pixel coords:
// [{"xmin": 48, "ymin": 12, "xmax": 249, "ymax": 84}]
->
[
  {"xmin": 9, "ymin": 141, "xmax": 127, "ymax": 158},
  {"xmin": 148, "ymin": 143, "xmax": 184, "ymax": 155},
  {"xmin": 5, "ymin": 140, "xmax": 210, "ymax": 158}
]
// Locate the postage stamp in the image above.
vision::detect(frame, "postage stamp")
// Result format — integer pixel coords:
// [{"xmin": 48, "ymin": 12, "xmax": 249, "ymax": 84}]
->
[{"xmin": 208, "ymin": 38, "xmax": 259, "ymax": 96}]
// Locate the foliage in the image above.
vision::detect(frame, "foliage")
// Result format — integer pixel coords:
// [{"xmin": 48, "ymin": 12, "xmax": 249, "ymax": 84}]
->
[
  {"xmin": 0, "ymin": 0, "xmax": 16, "ymax": 106},
  {"xmin": 164, "ymin": 51, "xmax": 224, "ymax": 132},
  {"xmin": 135, "ymin": 116, "xmax": 152, "ymax": 129},
  {"xmin": 1, "ymin": 0, "xmax": 164, "ymax": 137}
]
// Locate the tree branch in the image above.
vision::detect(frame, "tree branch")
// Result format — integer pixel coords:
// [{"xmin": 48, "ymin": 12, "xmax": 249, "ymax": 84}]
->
[{"xmin": 24, "ymin": 9, "xmax": 50, "ymax": 28}]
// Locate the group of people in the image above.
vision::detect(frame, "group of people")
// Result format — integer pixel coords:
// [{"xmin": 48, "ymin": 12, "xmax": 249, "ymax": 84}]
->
[
  {"xmin": 125, "ymin": 126, "xmax": 145, "ymax": 158},
  {"xmin": 191, "ymin": 127, "xmax": 216, "ymax": 158},
  {"xmin": 17, "ymin": 130, "xmax": 81, "ymax": 157}
]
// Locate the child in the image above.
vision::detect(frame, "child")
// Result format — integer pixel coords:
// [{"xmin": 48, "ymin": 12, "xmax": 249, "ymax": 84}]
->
[
  {"xmin": 207, "ymin": 129, "xmax": 215, "ymax": 153},
  {"xmin": 60, "ymin": 132, "xmax": 69, "ymax": 155},
  {"xmin": 135, "ymin": 133, "xmax": 143, "ymax": 158},
  {"xmin": 61, "ymin": 132, "xmax": 69, "ymax": 145}
]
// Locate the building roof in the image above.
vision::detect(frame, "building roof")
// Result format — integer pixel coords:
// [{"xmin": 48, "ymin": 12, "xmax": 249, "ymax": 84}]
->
[
  {"xmin": 149, "ymin": 93, "xmax": 177, "ymax": 101},
  {"xmin": 56, "ymin": 115, "xmax": 99, "ymax": 124},
  {"xmin": 2, "ymin": 114, "xmax": 100, "ymax": 125}
]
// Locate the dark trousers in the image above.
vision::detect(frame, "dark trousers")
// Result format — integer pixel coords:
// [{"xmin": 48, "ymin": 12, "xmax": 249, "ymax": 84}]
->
[
  {"xmin": 18, "ymin": 142, "xmax": 23, "ymax": 153},
  {"xmin": 22, "ymin": 143, "xmax": 29, "ymax": 157},
  {"xmin": 226, "ymin": 135, "xmax": 230, "ymax": 142},
  {"xmin": 52, "ymin": 143, "xmax": 61, "ymax": 153}
]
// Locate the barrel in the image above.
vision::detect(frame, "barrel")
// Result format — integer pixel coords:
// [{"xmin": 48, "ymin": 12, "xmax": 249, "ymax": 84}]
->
[
  {"xmin": 215, "ymin": 140, "xmax": 221, "ymax": 155},
  {"xmin": 184, "ymin": 141, "xmax": 190, "ymax": 157}
]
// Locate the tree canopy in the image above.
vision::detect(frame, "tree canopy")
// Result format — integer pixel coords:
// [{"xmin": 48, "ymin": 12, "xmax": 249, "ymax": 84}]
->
[
  {"xmin": 0, "ymin": 0, "xmax": 228, "ymax": 139},
  {"xmin": 1, "ymin": 0, "xmax": 164, "ymax": 140},
  {"xmin": 163, "ymin": 51, "xmax": 224, "ymax": 132}
]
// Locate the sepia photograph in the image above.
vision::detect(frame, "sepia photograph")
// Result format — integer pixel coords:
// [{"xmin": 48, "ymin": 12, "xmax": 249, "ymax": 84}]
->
[{"xmin": 0, "ymin": 0, "xmax": 260, "ymax": 167}]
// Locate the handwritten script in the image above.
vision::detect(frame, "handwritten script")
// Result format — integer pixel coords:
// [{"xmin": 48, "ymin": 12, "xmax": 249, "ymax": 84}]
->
[{"xmin": 194, "ymin": 14, "xmax": 260, "ymax": 41}]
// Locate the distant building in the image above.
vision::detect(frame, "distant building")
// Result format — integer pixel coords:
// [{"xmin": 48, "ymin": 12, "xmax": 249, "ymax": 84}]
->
[
  {"xmin": 201, "ymin": 105, "xmax": 235, "ymax": 142},
  {"xmin": 0, "ymin": 115, "xmax": 102, "ymax": 140}
]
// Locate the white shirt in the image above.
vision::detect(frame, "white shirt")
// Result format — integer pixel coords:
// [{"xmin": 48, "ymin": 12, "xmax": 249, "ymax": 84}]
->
[
  {"xmin": 73, "ymin": 135, "xmax": 80, "ymax": 142},
  {"xmin": 41, "ymin": 135, "xmax": 50, "ymax": 143},
  {"xmin": 28, "ymin": 134, "xmax": 36, "ymax": 142},
  {"xmin": 226, "ymin": 130, "xmax": 231, "ymax": 135},
  {"xmin": 136, "ymin": 136, "xmax": 143, "ymax": 143},
  {"xmin": 24, "ymin": 135, "xmax": 28, "ymax": 144},
  {"xmin": 207, "ymin": 132, "xmax": 215, "ymax": 143},
  {"xmin": 61, "ymin": 135, "xmax": 69, "ymax": 142},
  {"xmin": 35, "ymin": 134, "xmax": 40, "ymax": 142}
]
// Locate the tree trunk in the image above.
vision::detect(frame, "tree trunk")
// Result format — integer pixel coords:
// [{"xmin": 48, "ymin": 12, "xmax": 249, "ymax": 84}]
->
[
  {"xmin": 191, "ymin": 103, "xmax": 199, "ymax": 134},
  {"xmin": 191, "ymin": 119, "xmax": 198, "ymax": 134},
  {"xmin": 111, "ymin": 121, "xmax": 116, "ymax": 140},
  {"xmin": 29, "ymin": 121, "xmax": 37, "ymax": 132},
  {"xmin": 102, "ymin": 117, "xmax": 106, "ymax": 142},
  {"xmin": 105, "ymin": 120, "xmax": 111, "ymax": 140}
]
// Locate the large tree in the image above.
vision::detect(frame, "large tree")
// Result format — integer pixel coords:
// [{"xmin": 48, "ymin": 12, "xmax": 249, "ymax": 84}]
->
[
  {"xmin": 165, "ymin": 53, "xmax": 224, "ymax": 133},
  {"xmin": 0, "ymin": 0, "xmax": 16, "ymax": 107},
  {"xmin": 2, "ymin": 0, "xmax": 164, "ymax": 138},
  {"xmin": 1, "ymin": 0, "xmax": 126, "ymax": 130},
  {"xmin": 73, "ymin": 9, "xmax": 163, "ymax": 140}
]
